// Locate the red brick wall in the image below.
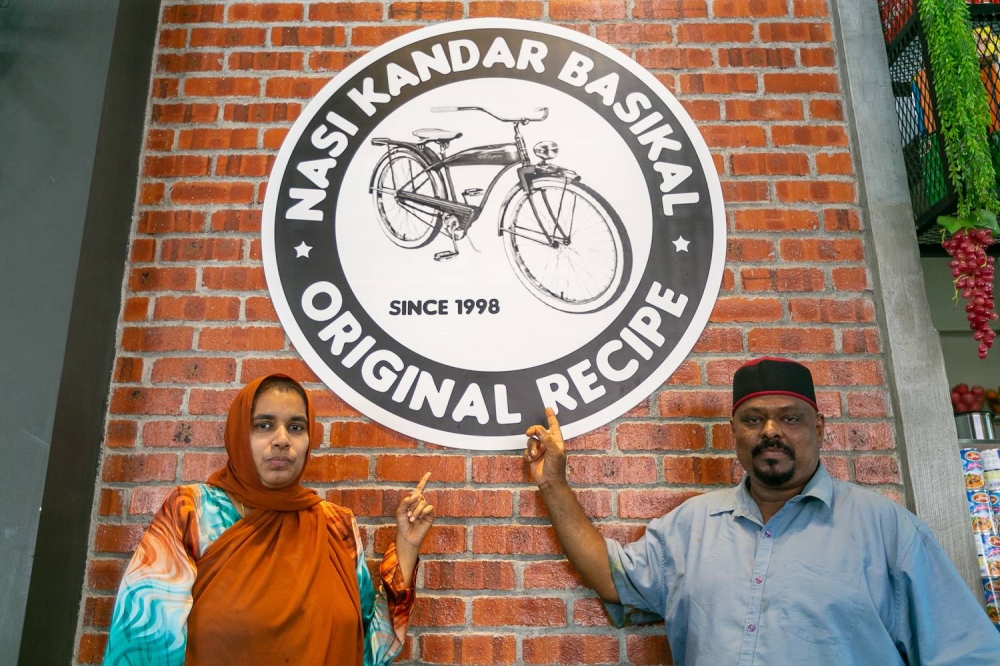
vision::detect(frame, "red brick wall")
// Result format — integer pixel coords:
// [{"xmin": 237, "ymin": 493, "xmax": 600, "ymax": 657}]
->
[{"xmin": 78, "ymin": 1, "xmax": 897, "ymax": 663}]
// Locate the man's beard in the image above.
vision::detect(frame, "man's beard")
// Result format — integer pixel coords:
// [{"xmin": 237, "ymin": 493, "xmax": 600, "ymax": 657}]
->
[{"xmin": 751, "ymin": 439, "xmax": 796, "ymax": 486}]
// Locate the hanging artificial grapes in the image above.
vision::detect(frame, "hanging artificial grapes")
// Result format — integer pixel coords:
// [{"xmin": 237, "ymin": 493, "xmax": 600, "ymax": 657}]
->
[{"xmin": 941, "ymin": 227, "xmax": 998, "ymax": 359}]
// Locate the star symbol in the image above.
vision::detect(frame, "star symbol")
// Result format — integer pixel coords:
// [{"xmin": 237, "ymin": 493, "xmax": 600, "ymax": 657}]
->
[
  {"xmin": 294, "ymin": 242, "xmax": 312, "ymax": 258},
  {"xmin": 672, "ymin": 236, "xmax": 690, "ymax": 252}
]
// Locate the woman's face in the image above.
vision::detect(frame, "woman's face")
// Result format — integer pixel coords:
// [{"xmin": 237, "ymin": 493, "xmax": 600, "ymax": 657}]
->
[{"xmin": 250, "ymin": 388, "xmax": 310, "ymax": 489}]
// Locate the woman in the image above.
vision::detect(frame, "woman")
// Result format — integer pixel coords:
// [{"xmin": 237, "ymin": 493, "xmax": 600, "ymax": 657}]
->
[{"xmin": 104, "ymin": 374, "xmax": 434, "ymax": 665}]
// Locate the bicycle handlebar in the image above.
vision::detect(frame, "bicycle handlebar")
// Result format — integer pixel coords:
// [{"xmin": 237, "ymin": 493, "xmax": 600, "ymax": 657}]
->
[{"xmin": 430, "ymin": 106, "xmax": 549, "ymax": 124}]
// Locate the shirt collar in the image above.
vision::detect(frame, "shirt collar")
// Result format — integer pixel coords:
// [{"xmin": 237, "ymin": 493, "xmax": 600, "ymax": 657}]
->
[{"xmin": 709, "ymin": 461, "xmax": 833, "ymax": 517}]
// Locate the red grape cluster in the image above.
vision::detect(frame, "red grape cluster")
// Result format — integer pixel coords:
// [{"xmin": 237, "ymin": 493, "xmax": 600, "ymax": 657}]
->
[
  {"xmin": 942, "ymin": 228, "xmax": 998, "ymax": 359},
  {"xmin": 951, "ymin": 383, "xmax": 986, "ymax": 413}
]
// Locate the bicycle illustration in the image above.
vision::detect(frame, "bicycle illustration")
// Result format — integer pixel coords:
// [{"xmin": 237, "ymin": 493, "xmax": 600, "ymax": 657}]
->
[{"xmin": 368, "ymin": 106, "xmax": 632, "ymax": 314}]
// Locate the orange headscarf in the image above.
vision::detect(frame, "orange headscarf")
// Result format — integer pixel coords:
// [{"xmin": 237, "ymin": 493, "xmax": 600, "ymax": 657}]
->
[{"xmin": 187, "ymin": 374, "xmax": 363, "ymax": 665}]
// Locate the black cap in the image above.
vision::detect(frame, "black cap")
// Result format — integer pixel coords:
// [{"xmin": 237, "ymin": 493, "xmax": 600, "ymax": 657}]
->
[{"xmin": 732, "ymin": 357, "xmax": 817, "ymax": 414}]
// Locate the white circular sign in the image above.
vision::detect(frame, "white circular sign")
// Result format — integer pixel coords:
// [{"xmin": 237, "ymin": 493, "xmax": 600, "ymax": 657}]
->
[{"xmin": 263, "ymin": 19, "xmax": 726, "ymax": 450}]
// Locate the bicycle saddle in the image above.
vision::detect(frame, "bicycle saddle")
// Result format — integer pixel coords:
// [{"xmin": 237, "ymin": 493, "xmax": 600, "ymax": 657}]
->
[{"xmin": 412, "ymin": 128, "xmax": 462, "ymax": 142}]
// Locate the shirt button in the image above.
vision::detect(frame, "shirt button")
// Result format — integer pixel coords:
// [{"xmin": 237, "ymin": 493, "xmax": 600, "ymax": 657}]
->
[
  {"xmin": 747, "ymin": 623, "xmax": 756, "ymax": 633},
  {"xmin": 763, "ymin": 530, "xmax": 772, "ymax": 538},
  {"xmin": 754, "ymin": 576, "xmax": 763, "ymax": 584}
]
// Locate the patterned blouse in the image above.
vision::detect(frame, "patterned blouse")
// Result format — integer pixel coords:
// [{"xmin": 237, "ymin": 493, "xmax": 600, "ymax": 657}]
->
[{"xmin": 104, "ymin": 484, "xmax": 415, "ymax": 665}]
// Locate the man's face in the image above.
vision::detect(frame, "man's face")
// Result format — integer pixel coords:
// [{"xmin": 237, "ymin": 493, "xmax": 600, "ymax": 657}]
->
[{"xmin": 731, "ymin": 395, "xmax": 824, "ymax": 491}]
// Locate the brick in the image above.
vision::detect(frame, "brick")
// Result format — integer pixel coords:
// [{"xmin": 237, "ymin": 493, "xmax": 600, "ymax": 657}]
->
[
  {"xmin": 573, "ymin": 598, "xmax": 613, "ymax": 627},
  {"xmin": 184, "ymin": 76, "xmax": 260, "ymax": 97},
  {"xmin": 154, "ymin": 295, "xmax": 241, "ymax": 321},
  {"xmin": 626, "ymin": 634, "xmax": 672, "ymax": 665},
  {"xmin": 833, "ymin": 268, "xmax": 869, "ymax": 291},
  {"xmin": 144, "ymin": 155, "xmax": 212, "ymax": 179},
  {"xmin": 389, "ymin": 2, "xmax": 464, "ymax": 20},
  {"xmin": 634, "ymin": 0, "xmax": 707, "ymax": 18},
  {"xmin": 423, "ymin": 561, "xmax": 516, "ymax": 590},
  {"xmin": 712, "ymin": 423, "xmax": 735, "ymax": 449},
  {"xmin": 680, "ymin": 73, "xmax": 758, "ymax": 94},
  {"xmin": 473, "ymin": 597, "xmax": 566, "ymax": 626},
  {"xmin": 713, "ymin": 0, "xmax": 789, "ymax": 17},
  {"xmin": 152, "ymin": 103, "xmax": 218, "ymax": 124},
  {"xmin": 825, "ymin": 422, "xmax": 895, "ymax": 451},
  {"xmin": 726, "ymin": 238, "xmax": 775, "ymax": 262},
  {"xmin": 171, "ymin": 181, "xmax": 255, "ymax": 205},
  {"xmin": 658, "ymin": 391, "xmax": 729, "ymax": 417},
  {"xmin": 817, "ymin": 152, "xmax": 854, "ymax": 175},
  {"xmin": 161, "ymin": 238, "xmax": 243, "ymax": 262},
  {"xmin": 662, "ymin": 456, "xmax": 741, "ymax": 485},
  {"xmin": 140, "ymin": 182, "xmax": 165, "ymax": 204},
  {"xmin": 190, "ymin": 27, "xmax": 267, "ymax": 47},
  {"xmin": 376, "ymin": 455, "xmax": 465, "ymax": 483},
  {"xmin": 710, "ymin": 297, "xmax": 783, "ymax": 322},
  {"xmin": 822, "ymin": 455, "xmax": 850, "ymax": 480},
  {"xmin": 246, "ymin": 296, "xmax": 278, "ymax": 321},
  {"xmin": 78, "ymin": 633, "xmax": 108, "ymax": 664},
  {"xmin": 216, "ymin": 154, "xmax": 274, "ymax": 177},
  {"xmin": 524, "ymin": 560, "xmax": 583, "ymax": 589},
  {"xmin": 150, "ymin": 357, "xmax": 237, "ymax": 384},
  {"xmin": 706, "ymin": 359, "xmax": 751, "ymax": 385},
  {"xmin": 210, "ymin": 210, "xmax": 261, "ymax": 233},
  {"xmin": 376, "ymin": 524, "xmax": 465, "ymax": 554},
  {"xmin": 726, "ymin": 98, "xmax": 803, "ymax": 121},
  {"xmin": 114, "ymin": 358, "xmax": 144, "ymax": 383},
  {"xmin": 847, "ymin": 391, "xmax": 890, "ymax": 418},
  {"xmin": 789, "ymin": 297, "xmax": 876, "ymax": 323},
  {"xmin": 719, "ymin": 46, "xmax": 795, "ymax": 68},
  {"xmin": 616, "ymin": 422, "xmax": 705, "ymax": 450},
  {"xmin": 811, "ymin": 99, "xmax": 844, "ymax": 120},
  {"xmin": 780, "ymin": 238, "xmax": 864, "ymax": 262},
  {"xmin": 102, "ymin": 453, "xmax": 178, "ymax": 482},
  {"xmin": 138, "ymin": 211, "xmax": 206, "ymax": 234},
  {"xmin": 310, "ymin": 393, "xmax": 363, "ymax": 419},
  {"xmin": 121, "ymin": 327, "xmax": 195, "ymax": 352},
  {"xmin": 351, "ymin": 25, "xmax": 423, "ymax": 47},
  {"xmin": 178, "ymin": 128, "xmax": 258, "ymax": 150},
  {"xmin": 83, "ymin": 596, "xmax": 115, "ymax": 627},
  {"xmin": 271, "ymin": 26, "xmax": 345, "ymax": 46},
  {"xmin": 519, "ymin": 488, "xmax": 611, "ymax": 519},
  {"xmin": 143, "ymin": 420, "xmax": 225, "ymax": 447},
  {"xmin": 772, "ymin": 125, "xmax": 849, "ymax": 147},
  {"xmin": 263, "ymin": 127, "xmax": 290, "ymax": 148},
  {"xmin": 800, "ymin": 46, "xmax": 836, "ymax": 67},
  {"xmin": 699, "ymin": 124, "xmax": 767, "ymax": 148},
  {"xmin": 764, "ymin": 73, "xmax": 840, "ymax": 94},
  {"xmin": 428, "ymin": 489, "xmax": 514, "ymax": 517},
  {"xmin": 841, "ymin": 328, "xmax": 882, "ymax": 354},
  {"xmin": 473, "ymin": 525, "xmax": 560, "ymax": 554},
  {"xmin": 722, "ymin": 180, "xmax": 770, "ymax": 202},
  {"xmin": 151, "ymin": 78, "xmax": 179, "ymax": 99},
  {"xmin": 98, "ymin": 489, "xmax": 124, "ymax": 516},
  {"xmin": 228, "ymin": 3, "xmax": 304, "ymax": 22},
  {"xmin": 567, "ymin": 456, "xmax": 657, "ymax": 485},
  {"xmin": 731, "ymin": 152, "xmax": 810, "ymax": 176},
  {"xmin": 326, "ymin": 488, "xmax": 400, "ymax": 516},
  {"xmin": 128, "ymin": 267, "xmax": 196, "ymax": 292},
  {"xmin": 110, "ymin": 387, "xmax": 184, "ymax": 415},
  {"xmin": 761, "ymin": 21, "xmax": 833, "ymax": 42},
  {"xmin": 200, "ymin": 266, "xmax": 266, "ymax": 291},
  {"xmin": 301, "ymin": 454, "xmax": 370, "ymax": 482},
  {"xmin": 159, "ymin": 28, "xmax": 188, "ymax": 48},
  {"xmin": 855, "ymin": 455, "xmax": 901, "ymax": 484},
  {"xmin": 816, "ymin": 391, "xmax": 843, "ymax": 417},
  {"xmin": 162, "ymin": 4, "xmax": 224, "ymax": 23},
  {"xmin": 157, "ymin": 52, "xmax": 223, "ymax": 73},
  {"xmin": 636, "ymin": 47, "xmax": 712, "ymax": 70},
  {"xmin": 181, "ymin": 452, "xmax": 228, "ymax": 481},
  {"xmin": 420, "ymin": 634, "xmax": 517, "ymax": 664},
  {"xmin": 794, "ymin": 0, "xmax": 829, "ymax": 15},
  {"xmin": 240, "ymin": 358, "xmax": 318, "ymax": 383},
  {"xmin": 328, "ymin": 421, "xmax": 419, "ymax": 448},
  {"xmin": 94, "ymin": 524, "xmax": 145, "ymax": 554},
  {"xmin": 410, "ymin": 596, "xmax": 466, "ymax": 627},
  {"xmin": 523, "ymin": 635, "xmax": 619, "ymax": 663},
  {"xmin": 824, "ymin": 208, "xmax": 863, "ymax": 231},
  {"xmin": 224, "ymin": 102, "xmax": 301, "ymax": 124},
  {"xmin": 692, "ymin": 327, "xmax": 744, "ymax": 353},
  {"xmin": 123, "ymin": 297, "xmax": 149, "ymax": 321},
  {"xmin": 741, "ymin": 267, "xmax": 825, "ymax": 292},
  {"xmin": 309, "ymin": 2, "xmax": 384, "ymax": 21},
  {"xmin": 667, "ymin": 360, "xmax": 702, "ymax": 385},
  {"xmin": 620, "ymin": 488, "xmax": 702, "ymax": 519},
  {"xmin": 229, "ymin": 52, "xmax": 304, "ymax": 71},
  {"xmin": 676, "ymin": 23, "xmax": 752, "ymax": 43},
  {"xmin": 596, "ymin": 22, "xmax": 671, "ymax": 43},
  {"xmin": 809, "ymin": 359, "xmax": 885, "ymax": 385},
  {"xmin": 101, "ymin": 420, "xmax": 141, "ymax": 456},
  {"xmin": 265, "ymin": 77, "xmax": 334, "ymax": 99},
  {"xmin": 187, "ymin": 388, "xmax": 240, "ymax": 415},
  {"xmin": 747, "ymin": 326, "xmax": 836, "ymax": 353},
  {"xmin": 129, "ymin": 486, "xmax": 175, "ymax": 515},
  {"xmin": 130, "ymin": 239, "xmax": 156, "ymax": 263},
  {"xmin": 679, "ymin": 98, "xmax": 721, "ymax": 120},
  {"xmin": 87, "ymin": 559, "xmax": 127, "ymax": 591}
]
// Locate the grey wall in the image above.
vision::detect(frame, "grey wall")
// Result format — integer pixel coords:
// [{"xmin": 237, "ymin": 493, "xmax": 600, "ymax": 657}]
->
[{"xmin": 0, "ymin": 0, "xmax": 159, "ymax": 662}]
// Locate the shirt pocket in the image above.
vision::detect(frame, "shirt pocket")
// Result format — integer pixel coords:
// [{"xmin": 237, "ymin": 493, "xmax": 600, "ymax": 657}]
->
[{"xmin": 777, "ymin": 560, "xmax": 861, "ymax": 644}]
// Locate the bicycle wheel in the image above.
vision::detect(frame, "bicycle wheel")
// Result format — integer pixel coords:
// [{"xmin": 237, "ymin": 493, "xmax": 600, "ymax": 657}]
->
[
  {"xmin": 370, "ymin": 148, "xmax": 443, "ymax": 248},
  {"xmin": 501, "ymin": 178, "xmax": 632, "ymax": 314}
]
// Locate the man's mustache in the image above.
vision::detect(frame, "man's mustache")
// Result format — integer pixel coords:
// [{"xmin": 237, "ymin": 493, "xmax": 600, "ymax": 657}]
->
[{"xmin": 752, "ymin": 439, "xmax": 795, "ymax": 458}]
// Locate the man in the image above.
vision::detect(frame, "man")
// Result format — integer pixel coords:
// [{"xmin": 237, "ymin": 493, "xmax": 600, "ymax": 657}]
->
[{"xmin": 525, "ymin": 357, "xmax": 1000, "ymax": 665}]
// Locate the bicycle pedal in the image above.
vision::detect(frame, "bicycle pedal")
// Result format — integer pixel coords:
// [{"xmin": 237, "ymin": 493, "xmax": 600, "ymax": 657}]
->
[
  {"xmin": 433, "ymin": 250, "xmax": 459, "ymax": 261},
  {"xmin": 463, "ymin": 188, "xmax": 484, "ymax": 197}
]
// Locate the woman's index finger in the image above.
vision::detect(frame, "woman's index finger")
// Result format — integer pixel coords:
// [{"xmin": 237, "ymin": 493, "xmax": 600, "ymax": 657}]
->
[
  {"xmin": 545, "ymin": 407, "xmax": 562, "ymax": 437},
  {"xmin": 414, "ymin": 471, "xmax": 432, "ymax": 494}
]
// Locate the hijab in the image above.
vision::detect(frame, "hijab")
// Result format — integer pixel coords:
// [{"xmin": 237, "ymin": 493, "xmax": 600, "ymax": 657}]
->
[{"xmin": 186, "ymin": 374, "xmax": 363, "ymax": 665}]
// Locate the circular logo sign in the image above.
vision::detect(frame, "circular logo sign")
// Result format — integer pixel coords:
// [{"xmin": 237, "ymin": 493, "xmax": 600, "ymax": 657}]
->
[{"xmin": 263, "ymin": 19, "xmax": 726, "ymax": 450}]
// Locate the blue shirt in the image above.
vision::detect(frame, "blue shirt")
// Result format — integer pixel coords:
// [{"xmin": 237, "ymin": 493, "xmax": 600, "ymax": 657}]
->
[{"xmin": 605, "ymin": 463, "xmax": 1000, "ymax": 665}]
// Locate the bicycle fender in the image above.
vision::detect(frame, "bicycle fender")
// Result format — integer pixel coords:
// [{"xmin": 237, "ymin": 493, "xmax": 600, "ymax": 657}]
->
[{"xmin": 367, "ymin": 143, "xmax": 439, "ymax": 193}]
